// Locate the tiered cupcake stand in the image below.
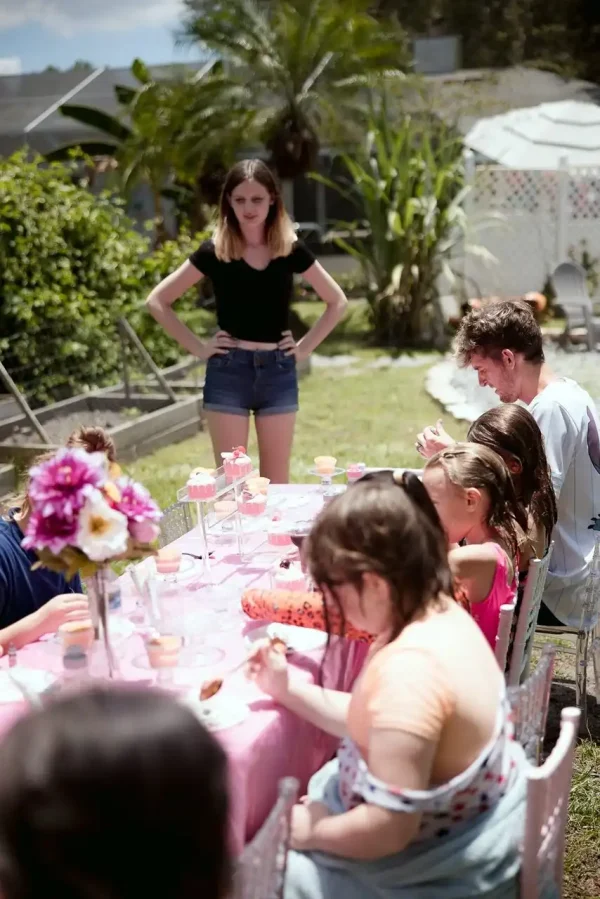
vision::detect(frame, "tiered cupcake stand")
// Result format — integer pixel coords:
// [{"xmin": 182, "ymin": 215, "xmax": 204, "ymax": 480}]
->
[{"xmin": 177, "ymin": 464, "xmax": 260, "ymax": 579}]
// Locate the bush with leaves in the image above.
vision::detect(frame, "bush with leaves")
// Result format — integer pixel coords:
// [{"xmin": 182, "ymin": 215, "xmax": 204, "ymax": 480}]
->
[
  {"xmin": 0, "ymin": 152, "xmax": 211, "ymax": 406},
  {"xmin": 133, "ymin": 231, "xmax": 215, "ymax": 367}
]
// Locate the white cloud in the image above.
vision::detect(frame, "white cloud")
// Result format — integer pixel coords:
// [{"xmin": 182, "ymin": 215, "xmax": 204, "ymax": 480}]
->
[
  {"xmin": 0, "ymin": 1, "xmax": 185, "ymax": 37},
  {"xmin": 0, "ymin": 56, "xmax": 22, "ymax": 74}
]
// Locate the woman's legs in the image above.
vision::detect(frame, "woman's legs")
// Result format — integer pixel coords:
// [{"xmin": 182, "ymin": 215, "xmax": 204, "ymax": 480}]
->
[
  {"xmin": 205, "ymin": 411, "xmax": 250, "ymax": 468},
  {"xmin": 255, "ymin": 412, "xmax": 296, "ymax": 483}
]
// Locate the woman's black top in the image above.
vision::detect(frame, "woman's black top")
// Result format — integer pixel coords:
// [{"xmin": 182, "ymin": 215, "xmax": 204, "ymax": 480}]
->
[{"xmin": 189, "ymin": 239, "xmax": 316, "ymax": 343}]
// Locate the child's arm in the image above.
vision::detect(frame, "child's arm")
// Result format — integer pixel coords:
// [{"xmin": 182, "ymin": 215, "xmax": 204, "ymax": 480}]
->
[
  {"xmin": 448, "ymin": 544, "xmax": 502, "ymax": 604},
  {"xmin": 241, "ymin": 588, "xmax": 374, "ymax": 642},
  {"xmin": 295, "ymin": 728, "xmax": 435, "ymax": 859},
  {"xmin": 280, "ymin": 681, "xmax": 351, "ymax": 738}
]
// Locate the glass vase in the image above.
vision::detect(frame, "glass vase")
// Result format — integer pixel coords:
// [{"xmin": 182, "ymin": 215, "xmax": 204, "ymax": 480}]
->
[{"xmin": 85, "ymin": 568, "xmax": 118, "ymax": 680}]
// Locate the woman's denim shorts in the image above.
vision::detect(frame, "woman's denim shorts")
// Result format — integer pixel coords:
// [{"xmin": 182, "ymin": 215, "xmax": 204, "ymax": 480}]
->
[{"xmin": 203, "ymin": 348, "xmax": 298, "ymax": 417}]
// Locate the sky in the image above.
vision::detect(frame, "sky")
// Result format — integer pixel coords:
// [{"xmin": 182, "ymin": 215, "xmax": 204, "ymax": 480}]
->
[{"xmin": 0, "ymin": 1, "xmax": 198, "ymax": 75}]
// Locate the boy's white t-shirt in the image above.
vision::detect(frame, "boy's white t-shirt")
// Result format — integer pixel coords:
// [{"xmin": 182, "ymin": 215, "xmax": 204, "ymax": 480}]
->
[{"xmin": 529, "ymin": 378, "xmax": 600, "ymax": 626}]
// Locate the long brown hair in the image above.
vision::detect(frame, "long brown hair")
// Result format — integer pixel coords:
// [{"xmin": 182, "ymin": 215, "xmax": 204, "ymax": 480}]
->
[
  {"xmin": 467, "ymin": 406, "xmax": 557, "ymax": 547},
  {"xmin": 213, "ymin": 159, "xmax": 296, "ymax": 262},
  {"xmin": 5, "ymin": 426, "xmax": 116, "ymax": 520},
  {"xmin": 306, "ymin": 470, "xmax": 455, "ymax": 645},
  {"xmin": 426, "ymin": 442, "xmax": 529, "ymax": 561}
]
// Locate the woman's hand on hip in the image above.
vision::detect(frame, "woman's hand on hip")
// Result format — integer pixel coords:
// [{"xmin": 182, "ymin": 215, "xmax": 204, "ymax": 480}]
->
[
  {"xmin": 278, "ymin": 330, "xmax": 308, "ymax": 362},
  {"xmin": 198, "ymin": 331, "xmax": 237, "ymax": 362}
]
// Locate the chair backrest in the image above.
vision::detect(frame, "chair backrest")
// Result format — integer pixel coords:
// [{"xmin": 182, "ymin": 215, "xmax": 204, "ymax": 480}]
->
[
  {"xmin": 495, "ymin": 601, "xmax": 516, "ymax": 671},
  {"xmin": 508, "ymin": 544, "xmax": 554, "ymax": 687},
  {"xmin": 551, "ymin": 260, "xmax": 590, "ymax": 306},
  {"xmin": 580, "ymin": 531, "xmax": 600, "ymax": 628},
  {"xmin": 234, "ymin": 777, "xmax": 299, "ymax": 899},
  {"xmin": 158, "ymin": 501, "xmax": 194, "ymax": 548},
  {"xmin": 521, "ymin": 707, "xmax": 580, "ymax": 899},
  {"xmin": 508, "ymin": 643, "xmax": 555, "ymax": 763}
]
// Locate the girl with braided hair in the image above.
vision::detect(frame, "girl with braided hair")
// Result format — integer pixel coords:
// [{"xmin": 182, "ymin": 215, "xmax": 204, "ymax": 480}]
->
[{"xmin": 423, "ymin": 443, "xmax": 527, "ymax": 649}]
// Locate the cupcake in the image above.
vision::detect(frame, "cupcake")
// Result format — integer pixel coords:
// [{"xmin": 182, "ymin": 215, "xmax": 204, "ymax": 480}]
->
[
  {"xmin": 156, "ymin": 547, "xmax": 182, "ymax": 575},
  {"xmin": 314, "ymin": 455, "xmax": 337, "ymax": 476},
  {"xmin": 267, "ymin": 519, "xmax": 292, "ymax": 547},
  {"xmin": 214, "ymin": 500, "xmax": 237, "ymax": 521},
  {"xmin": 146, "ymin": 634, "xmax": 181, "ymax": 669},
  {"xmin": 58, "ymin": 620, "xmax": 94, "ymax": 651},
  {"xmin": 245, "ymin": 476, "xmax": 270, "ymax": 495},
  {"xmin": 346, "ymin": 462, "xmax": 366, "ymax": 483},
  {"xmin": 187, "ymin": 469, "xmax": 217, "ymax": 500},
  {"xmin": 274, "ymin": 561, "xmax": 305, "ymax": 592},
  {"xmin": 238, "ymin": 491, "xmax": 267, "ymax": 517},
  {"xmin": 222, "ymin": 446, "xmax": 253, "ymax": 481}
]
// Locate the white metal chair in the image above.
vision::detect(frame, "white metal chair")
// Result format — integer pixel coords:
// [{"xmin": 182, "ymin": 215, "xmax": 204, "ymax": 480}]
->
[
  {"xmin": 535, "ymin": 532, "xmax": 600, "ymax": 725},
  {"xmin": 508, "ymin": 643, "xmax": 556, "ymax": 763},
  {"xmin": 158, "ymin": 500, "xmax": 194, "ymax": 548},
  {"xmin": 495, "ymin": 601, "xmax": 516, "ymax": 671},
  {"xmin": 551, "ymin": 261, "xmax": 600, "ymax": 351},
  {"xmin": 508, "ymin": 545, "xmax": 554, "ymax": 687},
  {"xmin": 234, "ymin": 777, "xmax": 299, "ymax": 899},
  {"xmin": 521, "ymin": 707, "xmax": 581, "ymax": 899}
]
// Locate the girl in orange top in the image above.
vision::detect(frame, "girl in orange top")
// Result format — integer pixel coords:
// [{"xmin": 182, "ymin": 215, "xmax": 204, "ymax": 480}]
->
[{"xmin": 248, "ymin": 473, "xmax": 527, "ymax": 899}]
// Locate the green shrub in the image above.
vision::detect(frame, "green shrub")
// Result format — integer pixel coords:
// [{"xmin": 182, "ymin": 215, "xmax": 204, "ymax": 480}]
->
[{"xmin": 0, "ymin": 152, "xmax": 211, "ymax": 406}]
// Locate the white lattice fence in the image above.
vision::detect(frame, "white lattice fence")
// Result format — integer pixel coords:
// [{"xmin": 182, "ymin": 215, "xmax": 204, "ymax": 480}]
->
[{"xmin": 464, "ymin": 163, "xmax": 600, "ymax": 297}]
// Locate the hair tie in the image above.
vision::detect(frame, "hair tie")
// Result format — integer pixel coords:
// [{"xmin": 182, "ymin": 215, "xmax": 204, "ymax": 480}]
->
[{"xmin": 392, "ymin": 469, "xmax": 404, "ymax": 485}]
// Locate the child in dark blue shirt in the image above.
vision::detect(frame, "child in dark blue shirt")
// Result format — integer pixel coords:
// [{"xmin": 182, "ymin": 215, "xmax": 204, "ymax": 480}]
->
[{"xmin": 0, "ymin": 427, "xmax": 116, "ymax": 649}]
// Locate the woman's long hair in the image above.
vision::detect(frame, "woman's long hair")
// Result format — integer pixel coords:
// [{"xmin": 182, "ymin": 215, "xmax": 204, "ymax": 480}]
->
[
  {"xmin": 213, "ymin": 159, "xmax": 296, "ymax": 262},
  {"xmin": 467, "ymin": 405, "xmax": 557, "ymax": 547}
]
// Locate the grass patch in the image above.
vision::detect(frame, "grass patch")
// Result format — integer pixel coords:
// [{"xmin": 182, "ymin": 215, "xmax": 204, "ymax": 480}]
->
[{"xmin": 564, "ymin": 739, "xmax": 600, "ymax": 899}]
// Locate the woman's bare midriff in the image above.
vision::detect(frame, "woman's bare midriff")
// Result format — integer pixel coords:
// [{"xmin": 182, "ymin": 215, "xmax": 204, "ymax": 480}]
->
[{"xmin": 234, "ymin": 339, "xmax": 280, "ymax": 351}]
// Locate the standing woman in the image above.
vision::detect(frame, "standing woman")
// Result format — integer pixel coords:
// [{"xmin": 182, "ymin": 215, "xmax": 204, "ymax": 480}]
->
[{"xmin": 146, "ymin": 159, "xmax": 348, "ymax": 482}]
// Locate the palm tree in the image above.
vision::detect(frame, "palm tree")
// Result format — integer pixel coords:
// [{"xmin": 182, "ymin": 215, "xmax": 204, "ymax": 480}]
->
[
  {"xmin": 179, "ymin": 0, "xmax": 411, "ymax": 188},
  {"xmin": 48, "ymin": 59, "xmax": 250, "ymax": 238}
]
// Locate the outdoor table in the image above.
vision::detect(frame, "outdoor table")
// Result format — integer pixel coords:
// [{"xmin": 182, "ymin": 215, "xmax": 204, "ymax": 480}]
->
[{"xmin": 0, "ymin": 485, "xmax": 368, "ymax": 853}]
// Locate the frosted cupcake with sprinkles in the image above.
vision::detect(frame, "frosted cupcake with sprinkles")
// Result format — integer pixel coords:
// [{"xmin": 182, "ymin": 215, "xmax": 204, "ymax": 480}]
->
[
  {"xmin": 222, "ymin": 446, "xmax": 253, "ymax": 482},
  {"xmin": 186, "ymin": 468, "xmax": 217, "ymax": 501}
]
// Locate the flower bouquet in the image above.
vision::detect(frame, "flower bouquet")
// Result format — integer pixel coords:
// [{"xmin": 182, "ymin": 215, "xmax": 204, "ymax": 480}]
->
[{"xmin": 22, "ymin": 447, "xmax": 162, "ymax": 676}]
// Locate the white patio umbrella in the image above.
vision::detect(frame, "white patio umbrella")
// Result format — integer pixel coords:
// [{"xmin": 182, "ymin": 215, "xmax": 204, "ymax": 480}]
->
[{"xmin": 465, "ymin": 100, "xmax": 600, "ymax": 169}]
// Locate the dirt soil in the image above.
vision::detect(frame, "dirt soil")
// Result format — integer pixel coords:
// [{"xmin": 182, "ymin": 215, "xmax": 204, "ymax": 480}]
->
[{"xmin": 1, "ymin": 407, "xmax": 141, "ymax": 446}]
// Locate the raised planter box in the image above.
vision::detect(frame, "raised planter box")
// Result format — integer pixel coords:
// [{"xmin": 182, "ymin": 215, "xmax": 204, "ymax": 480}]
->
[
  {"xmin": 0, "ymin": 390, "xmax": 204, "ymax": 466},
  {"xmin": 0, "ymin": 396, "xmax": 19, "ymax": 423},
  {"xmin": 0, "ymin": 464, "xmax": 16, "ymax": 500}
]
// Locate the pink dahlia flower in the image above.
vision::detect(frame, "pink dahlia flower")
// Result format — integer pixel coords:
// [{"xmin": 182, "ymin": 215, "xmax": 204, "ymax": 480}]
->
[
  {"xmin": 129, "ymin": 519, "xmax": 161, "ymax": 543},
  {"xmin": 114, "ymin": 478, "xmax": 161, "ymax": 523},
  {"xmin": 28, "ymin": 449, "xmax": 106, "ymax": 518},
  {"xmin": 22, "ymin": 510, "xmax": 79, "ymax": 555}
]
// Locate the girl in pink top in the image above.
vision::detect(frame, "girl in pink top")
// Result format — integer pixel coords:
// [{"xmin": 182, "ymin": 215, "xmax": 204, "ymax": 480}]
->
[{"xmin": 423, "ymin": 443, "xmax": 525, "ymax": 649}]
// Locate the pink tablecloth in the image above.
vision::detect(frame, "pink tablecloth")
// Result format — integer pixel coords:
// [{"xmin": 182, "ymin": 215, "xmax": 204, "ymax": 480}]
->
[{"xmin": 0, "ymin": 485, "xmax": 367, "ymax": 854}]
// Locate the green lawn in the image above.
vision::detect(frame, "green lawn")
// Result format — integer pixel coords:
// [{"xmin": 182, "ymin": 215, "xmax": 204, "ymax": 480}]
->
[{"xmin": 125, "ymin": 306, "xmax": 598, "ymax": 898}]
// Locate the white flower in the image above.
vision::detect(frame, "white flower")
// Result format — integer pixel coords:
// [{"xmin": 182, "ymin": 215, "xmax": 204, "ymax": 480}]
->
[{"xmin": 76, "ymin": 489, "xmax": 129, "ymax": 562}]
